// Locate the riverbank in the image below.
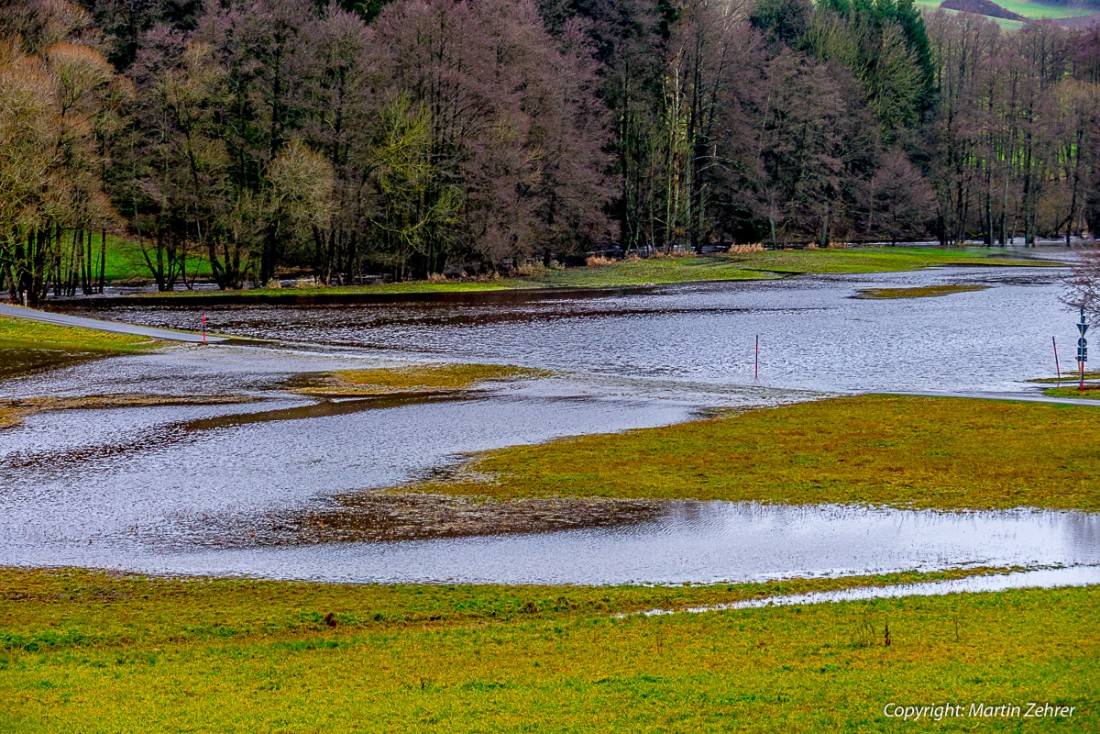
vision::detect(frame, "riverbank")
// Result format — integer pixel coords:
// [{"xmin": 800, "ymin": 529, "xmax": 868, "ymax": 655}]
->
[
  {"xmin": 406, "ymin": 394, "xmax": 1100, "ymax": 512},
  {"xmin": 49, "ymin": 247, "xmax": 1054, "ymax": 306},
  {"xmin": 0, "ymin": 567, "xmax": 1092, "ymax": 732}
]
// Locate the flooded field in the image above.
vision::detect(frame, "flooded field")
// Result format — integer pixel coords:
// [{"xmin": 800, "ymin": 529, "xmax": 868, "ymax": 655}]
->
[
  {"xmin": 3, "ymin": 258, "xmax": 1098, "ymax": 587},
  {"xmin": 77, "ymin": 263, "xmax": 1081, "ymax": 394}
]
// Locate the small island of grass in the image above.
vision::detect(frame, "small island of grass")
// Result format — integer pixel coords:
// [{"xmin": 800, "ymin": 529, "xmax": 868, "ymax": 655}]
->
[
  {"xmin": 290, "ymin": 363, "xmax": 548, "ymax": 398},
  {"xmin": 409, "ymin": 394, "xmax": 1100, "ymax": 512},
  {"xmin": 855, "ymin": 284, "xmax": 989, "ymax": 299}
]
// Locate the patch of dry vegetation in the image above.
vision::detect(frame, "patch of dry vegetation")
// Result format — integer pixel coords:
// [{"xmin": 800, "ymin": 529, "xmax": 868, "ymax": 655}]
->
[
  {"xmin": 290, "ymin": 363, "xmax": 548, "ymax": 398},
  {"xmin": 856, "ymin": 284, "xmax": 989, "ymax": 299}
]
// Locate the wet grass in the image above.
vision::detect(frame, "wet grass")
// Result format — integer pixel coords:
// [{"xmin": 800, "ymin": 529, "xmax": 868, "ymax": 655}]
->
[
  {"xmin": 1029, "ymin": 372, "xmax": 1100, "ymax": 384},
  {"xmin": 524, "ymin": 257, "xmax": 772, "ymax": 288},
  {"xmin": 290, "ymin": 364, "xmax": 548, "ymax": 398},
  {"xmin": 0, "ymin": 315, "xmax": 160, "ymax": 381},
  {"xmin": 1043, "ymin": 385, "xmax": 1100, "ymax": 400},
  {"xmin": 416, "ymin": 395, "xmax": 1100, "ymax": 511},
  {"xmin": 0, "ymin": 567, "xmax": 1093, "ymax": 732},
  {"xmin": 856, "ymin": 284, "xmax": 989, "ymax": 299}
]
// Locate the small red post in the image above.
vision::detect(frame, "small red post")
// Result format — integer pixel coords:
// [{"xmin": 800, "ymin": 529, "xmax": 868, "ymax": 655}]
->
[
  {"xmin": 754, "ymin": 335, "xmax": 759, "ymax": 380},
  {"xmin": 1053, "ymin": 336, "xmax": 1061, "ymax": 385},
  {"xmin": 202, "ymin": 312, "xmax": 207, "ymax": 345}
]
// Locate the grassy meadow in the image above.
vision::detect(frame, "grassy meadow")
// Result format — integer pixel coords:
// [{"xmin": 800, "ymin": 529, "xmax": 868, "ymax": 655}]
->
[
  {"xmin": 992, "ymin": 0, "xmax": 1096, "ymax": 19},
  {"xmin": 414, "ymin": 394, "xmax": 1100, "ymax": 511},
  {"xmin": 0, "ymin": 568, "xmax": 1095, "ymax": 732},
  {"xmin": 0, "ymin": 314, "xmax": 160, "ymax": 384},
  {"xmin": 108, "ymin": 246, "xmax": 1049, "ymax": 300}
]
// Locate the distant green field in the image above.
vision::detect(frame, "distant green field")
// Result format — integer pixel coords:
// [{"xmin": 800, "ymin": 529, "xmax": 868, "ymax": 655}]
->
[
  {"xmin": 915, "ymin": 1, "xmax": 1027, "ymax": 29},
  {"xmin": 995, "ymin": 0, "xmax": 1095, "ymax": 18},
  {"xmin": 79, "ymin": 233, "xmax": 214, "ymax": 283},
  {"xmin": 915, "ymin": 0, "xmax": 1095, "ymax": 29}
]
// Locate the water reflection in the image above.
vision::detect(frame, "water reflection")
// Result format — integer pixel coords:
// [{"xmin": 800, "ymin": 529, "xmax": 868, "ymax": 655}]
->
[{"xmin": 1, "ymin": 501, "xmax": 1096, "ymax": 586}]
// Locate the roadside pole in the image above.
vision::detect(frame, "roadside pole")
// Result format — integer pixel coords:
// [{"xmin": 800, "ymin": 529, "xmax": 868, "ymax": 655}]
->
[
  {"xmin": 755, "ymin": 335, "xmax": 759, "ymax": 380},
  {"xmin": 1076, "ymin": 308, "xmax": 1088, "ymax": 392},
  {"xmin": 1052, "ymin": 336, "xmax": 1061, "ymax": 385}
]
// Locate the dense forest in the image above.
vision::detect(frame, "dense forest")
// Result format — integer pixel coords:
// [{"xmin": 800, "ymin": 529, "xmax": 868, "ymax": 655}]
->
[{"xmin": 1, "ymin": 0, "xmax": 1099, "ymax": 303}]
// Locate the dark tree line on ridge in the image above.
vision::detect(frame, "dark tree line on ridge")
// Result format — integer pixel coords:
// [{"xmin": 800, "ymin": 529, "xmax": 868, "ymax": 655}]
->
[{"xmin": 1, "ymin": 0, "xmax": 1099, "ymax": 304}]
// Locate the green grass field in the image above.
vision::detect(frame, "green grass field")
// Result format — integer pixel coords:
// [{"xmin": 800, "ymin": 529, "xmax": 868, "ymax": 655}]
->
[
  {"xmin": 118, "ymin": 247, "xmax": 1048, "ymax": 300},
  {"xmin": 993, "ymin": 0, "xmax": 1095, "ymax": 19},
  {"xmin": 1, "ymin": 568, "xmax": 1094, "ymax": 732},
  {"xmin": 83, "ymin": 233, "xmax": 214, "ymax": 283},
  {"xmin": 0, "ymin": 314, "xmax": 160, "ymax": 386},
  {"xmin": 914, "ymin": 0, "xmax": 1027, "ymax": 29},
  {"xmin": 414, "ymin": 394, "xmax": 1100, "ymax": 511}
]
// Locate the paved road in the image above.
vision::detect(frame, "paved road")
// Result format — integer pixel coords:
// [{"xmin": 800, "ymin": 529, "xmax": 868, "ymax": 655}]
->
[{"xmin": 0, "ymin": 303, "xmax": 225, "ymax": 344}]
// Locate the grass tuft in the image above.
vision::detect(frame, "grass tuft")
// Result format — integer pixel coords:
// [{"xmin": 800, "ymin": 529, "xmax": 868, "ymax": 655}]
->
[{"xmin": 856, "ymin": 284, "xmax": 989, "ymax": 299}]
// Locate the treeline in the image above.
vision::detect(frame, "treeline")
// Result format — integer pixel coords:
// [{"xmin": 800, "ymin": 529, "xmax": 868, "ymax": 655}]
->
[{"xmin": 1, "ymin": 0, "xmax": 1099, "ymax": 303}]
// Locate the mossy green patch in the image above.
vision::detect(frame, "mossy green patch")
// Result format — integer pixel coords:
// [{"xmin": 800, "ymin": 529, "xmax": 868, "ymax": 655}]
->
[
  {"xmin": 0, "ymin": 568, "xmax": 1094, "ymax": 732},
  {"xmin": 856, "ymin": 284, "xmax": 989, "ymax": 299},
  {"xmin": 415, "ymin": 395, "xmax": 1100, "ymax": 511},
  {"xmin": 291, "ymin": 364, "xmax": 547, "ymax": 397}
]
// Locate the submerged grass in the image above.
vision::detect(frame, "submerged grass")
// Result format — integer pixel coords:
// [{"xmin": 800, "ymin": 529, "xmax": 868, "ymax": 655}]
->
[
  {"xmin": 415, "ymin": 395, "xmax": 1100, "ymax": 511},
  {"xmin": 291, "ymin": 363, "xmax": 547, "ymax": 398},
  {"xmin": 856, "ymin": 284, "xmax": 989, "ymax": 299},
  {"xmin": 0, "ymin": 394, "xmax": 251, "ymax": 431},
  {"xmin": 0, "ymin": 568, "xmax": 1094, "ymax": 732}
]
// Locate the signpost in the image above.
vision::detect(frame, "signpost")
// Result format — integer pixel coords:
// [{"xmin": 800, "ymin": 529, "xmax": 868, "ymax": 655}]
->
[
  {"xmin": 755, "ymin": 335, "xmax": 759, "ymax": 380},
  {"xmin": 1076, "ymin": 307, "xmax": 1088, "ymax": 392}
]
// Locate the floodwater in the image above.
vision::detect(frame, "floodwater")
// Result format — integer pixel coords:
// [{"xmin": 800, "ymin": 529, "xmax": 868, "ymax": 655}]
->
[
  {"xmin": 76, "ymin": 261, "xmax": 1086, "ymax": 394},
  {"xmin": 3, "ymin": 255, "xmax": 1099, "ymax": 587},
  {"xmin": 2, "ymin": 502, "xmax": 1090, "ymax": 586}
]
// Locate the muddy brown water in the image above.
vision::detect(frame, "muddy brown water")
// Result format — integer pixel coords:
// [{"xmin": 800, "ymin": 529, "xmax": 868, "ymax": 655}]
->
[{"xmin": 3, "ymin": 257, "xmax": 1099, "ymax": 588}]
